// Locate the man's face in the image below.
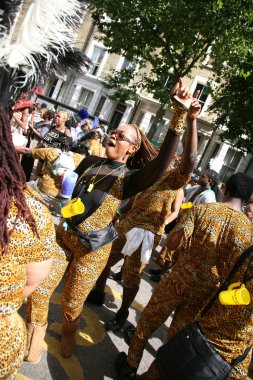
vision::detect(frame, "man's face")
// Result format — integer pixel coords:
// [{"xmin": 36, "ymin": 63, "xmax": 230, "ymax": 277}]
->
[
  {"xmin": 198, "ymin": 172, "xmax": 210, "ymax": 187},
  {"xmin": 245, "ymin": 203, "xmax": 253, "ymax": 222}
]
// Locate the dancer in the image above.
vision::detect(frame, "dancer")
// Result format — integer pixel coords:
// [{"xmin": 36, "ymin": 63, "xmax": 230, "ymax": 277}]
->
[
  {"xmin": 0, "ymin": 0, "xmax": 92, "ymax": 371},
  {"xmin": 26, "ymin": 79, "xmax": 194, "ymax": 359},
  {"xmin": 0, "ymin": 105, "xmax": 60, "ymax": 379},
  {"xmin": 87, "ymin": 97, "xmax": 201, "ymax": 333},
  {"xmin": 116, "ymin": 172, "xmax": 253, "ymax": 380}
]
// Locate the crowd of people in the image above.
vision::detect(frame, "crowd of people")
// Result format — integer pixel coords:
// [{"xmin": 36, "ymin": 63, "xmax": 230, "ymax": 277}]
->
[{"xmin": 0, "ymin": 77, "xmax": 253, "ymax": 380}]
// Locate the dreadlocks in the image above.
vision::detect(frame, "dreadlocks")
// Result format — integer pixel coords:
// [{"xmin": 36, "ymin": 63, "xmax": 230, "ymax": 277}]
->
[
  {"xmin": 0, "ymin": 105, "xmax": 38, "ymax": 251},
  {"xmin": 127, "ymin": 127, "xmax": 158, "ymax": 169}
]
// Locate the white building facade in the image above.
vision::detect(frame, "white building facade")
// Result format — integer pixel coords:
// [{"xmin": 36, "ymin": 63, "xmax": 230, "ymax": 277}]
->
[{"xmin": 44, "ymin": 8, "xmax": 252, "ymax": 182}]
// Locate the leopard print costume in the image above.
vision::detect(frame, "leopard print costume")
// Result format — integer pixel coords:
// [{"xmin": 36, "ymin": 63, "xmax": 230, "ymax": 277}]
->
[
  {"xmin": 27, "ymin": 173, "xmax": 125, "ymax": 323},
  {"xmin": 27, "ymin": 102, "xmax": 188, "ymax": 326},
  {"xmin": 102, "ymin": 165, "xmax": 190, "ymax": 288},
  {"xmin": 127, "ymin": 203, "xmax": 253, "ymax": 379},
  {"xmin": 0, "ymin": 189, "xmax": 58, "ymax": 379}
]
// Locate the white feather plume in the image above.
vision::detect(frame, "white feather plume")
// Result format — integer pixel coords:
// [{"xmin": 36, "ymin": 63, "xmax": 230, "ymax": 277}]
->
[{"xmin": 0, "ymin": 0, "xmax": 84, "ymax": 80}]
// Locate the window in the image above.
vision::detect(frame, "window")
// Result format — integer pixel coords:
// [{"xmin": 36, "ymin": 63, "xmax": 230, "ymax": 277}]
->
[
  {"xmin": 219, "ymin": 148, "xmax": 242, "ymax": 182},
  {"xmin": 121, "ymin": 58, "xmax": 136, "ymax": 72},
  {"xmin": 47, "ymin": 79, "xmax": 58, "ymax": 98},
  {"xmin": 94, "ymin": 96, "xmax": 106, "ymax": 117},
  {"xmin": 193, "ymin": 83, "xmax": 209, "ymax": 109},
  {"xmin": 89, "ymin": 46, "xmax": 105, "ymax": 76},
  {"xmin": 109, "ymin": 103, "xmax": 127, "ymax": 130},
  {"xmin": 77, "ymin": 88, "xmax": 94, "ymax": 109},
  {"xmin": 245, "ymin": 159, "xmax": 253, "ymax": 177}
]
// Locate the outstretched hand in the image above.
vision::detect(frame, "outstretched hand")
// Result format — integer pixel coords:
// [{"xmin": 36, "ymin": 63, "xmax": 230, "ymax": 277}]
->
[
  {"xmin": 187, "ymin": 98, "xmax": 201, "ymax": 121},
  {"xmin": 171, "ymin": 78, "xmax": 192, "ymax": 100}
]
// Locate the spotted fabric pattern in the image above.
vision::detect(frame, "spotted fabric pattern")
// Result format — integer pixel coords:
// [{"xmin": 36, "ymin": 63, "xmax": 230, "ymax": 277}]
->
[
  {"xmin": 32, "ymin": 148, "xmax": 84, "ymax": 197},
  {"xmin": 127, "ymin": 203, "xmax": 253, "ymax": 378},
  {"xmin": 125, "ymin": 165, "xmax": 191, "ymax": 235},
  {"xmin": 27, "ymin": 173, "xmax": 126, "ymax": 323},
  {"xmin": 0, "ymin": 189, "xmax": 57, "ymax": 379}
]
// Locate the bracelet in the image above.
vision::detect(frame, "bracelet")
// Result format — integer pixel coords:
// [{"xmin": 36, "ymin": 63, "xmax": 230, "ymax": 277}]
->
[
  {"xmin": 168, "ymin": 101, "xmax": 187, "ymax": 135},
  {"xmin": 116, "ymin": 209, "xmax": 123, "ymax": 217}
]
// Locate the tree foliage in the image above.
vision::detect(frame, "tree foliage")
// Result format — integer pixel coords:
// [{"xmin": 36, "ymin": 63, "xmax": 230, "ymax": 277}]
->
[
  {"xmin": 91, "ymin": 0, "xmax": 253, "ymax": 144},
  {"xmin": 210, "ymin": 72, "xmax": 253, "ymax": 153}
]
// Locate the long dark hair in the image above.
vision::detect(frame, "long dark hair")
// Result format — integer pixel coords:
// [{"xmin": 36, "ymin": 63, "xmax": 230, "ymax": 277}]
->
[
  {"xmin": 0, "ymin": 105, "xmax": 38, "ymax": 251},
  {"xmin": 206, "ymin": 169, "xmax": 222, "ymax": 202},
  {"xmin": 127, "ymin": 128, "xmax": 158, "ymax": 169}
]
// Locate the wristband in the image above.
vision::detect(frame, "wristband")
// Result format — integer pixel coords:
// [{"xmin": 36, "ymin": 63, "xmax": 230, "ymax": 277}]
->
[
  {"xmin": 168, "ymin": 101, "xmax": 187, "ymax": 135},
  {"xmin": 116, "ymin": 209, "xmax": 123, "ymax": 217}
]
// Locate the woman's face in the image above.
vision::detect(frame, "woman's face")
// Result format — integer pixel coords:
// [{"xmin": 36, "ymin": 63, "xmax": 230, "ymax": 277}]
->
[
  {"xmin": 105, "ymin": 124, "xmax": 138, "ymax": 162},
  {"xmin": 55, "ymin": 111, "xmax": 67, "ymax": 127}
]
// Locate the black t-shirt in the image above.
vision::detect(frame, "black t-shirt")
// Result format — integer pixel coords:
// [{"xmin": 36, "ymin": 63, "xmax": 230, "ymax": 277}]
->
[
  {"xmin": 42, "ymin": 127, "xmax": 72, "ymax": 149},
  {"xmin": 71, "ymin": 127, "xmax": 179, "ymax": 226}
]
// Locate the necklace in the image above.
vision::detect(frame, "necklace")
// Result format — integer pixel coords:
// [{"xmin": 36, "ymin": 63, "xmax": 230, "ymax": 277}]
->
[
  {"xmin": 77, "ymin": 160, "xmax": 126, "ymax": 193},
  {"xmin": 87, "ymin": 161, "xmax": 126, "ymax": 192}
]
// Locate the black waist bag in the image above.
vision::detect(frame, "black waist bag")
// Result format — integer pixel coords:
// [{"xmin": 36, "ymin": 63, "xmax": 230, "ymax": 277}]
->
[
  {"xmin": 67, "ymin": 221, "xmax": 118, "ymax": 252},
  {"xmin": 155, "ymin": 245, "xmax": 253, "ymax": 380},
  {"xmin": 156, "ymin": 322, "xmax": 231, "ymax": 380}
]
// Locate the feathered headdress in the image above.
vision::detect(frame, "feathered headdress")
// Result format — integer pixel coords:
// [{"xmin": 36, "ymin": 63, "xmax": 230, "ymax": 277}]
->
[{"xmin": 0, "ymin": 0, "xmax": 91, "ymax": 103}]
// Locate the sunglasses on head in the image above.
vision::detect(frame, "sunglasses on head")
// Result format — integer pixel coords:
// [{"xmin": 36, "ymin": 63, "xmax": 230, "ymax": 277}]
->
[{"xmin": 109, "ymin": 130, "xmax": 137, "ymax": 145}]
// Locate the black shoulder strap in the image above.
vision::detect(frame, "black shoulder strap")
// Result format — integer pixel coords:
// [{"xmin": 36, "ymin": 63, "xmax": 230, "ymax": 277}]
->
[
  {"xmin": 201, "ymin": 245, "xmax": 253, "ymax": 318},
  {"xmin": 76, "ymin": 164, "xmax": 127, "ymax": 224}
]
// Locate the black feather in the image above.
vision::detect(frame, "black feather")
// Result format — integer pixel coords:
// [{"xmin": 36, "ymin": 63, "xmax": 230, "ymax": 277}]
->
[
  {"xmin": 0, "ymin": 47, "xmax": 92, "ymax": 103},
  {"xmin": 0, "ymin": 0, "xmax": 23, "ymax": 36}
]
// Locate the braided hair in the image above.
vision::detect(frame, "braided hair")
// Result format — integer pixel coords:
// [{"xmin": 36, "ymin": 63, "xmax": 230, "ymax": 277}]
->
[
  {"xmin": 206, "ymin": 169, "xmax": 222, "ymax": 202},
  {"xmin": 127, "ymin": 127, "xmax": 158, "ymax": 169},
  {"xmin": 0, "ymin": 105, "xmax": 38, "ymax": 251}
]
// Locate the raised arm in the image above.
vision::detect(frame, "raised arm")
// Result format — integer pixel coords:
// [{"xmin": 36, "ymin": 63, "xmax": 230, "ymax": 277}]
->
[
  {"xmin": 13, "ymin": 107, "xmax": 29, "ymax": 132},
  {"xmin": 180, "ymin": 98, "xmax": 200, "ymax": 174},
  {"xmin": 123, "ymin": 79, "xmax": 192, "ymax": 198}
]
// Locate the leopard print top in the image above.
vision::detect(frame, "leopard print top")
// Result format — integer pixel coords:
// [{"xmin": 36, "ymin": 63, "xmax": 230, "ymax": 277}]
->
[
  {"xmin": 124, "ymin": 165, "xmax": 191, "ymax": 235},
  {"xmin": 0, "ymin": 188, "xmax": 57, "ymax": 316}
]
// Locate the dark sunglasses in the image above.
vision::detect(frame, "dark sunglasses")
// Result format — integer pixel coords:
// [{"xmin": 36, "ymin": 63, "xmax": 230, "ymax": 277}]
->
[{"xmin": 109, "ymin": 130, "xmax": 137, "ymax": 145}]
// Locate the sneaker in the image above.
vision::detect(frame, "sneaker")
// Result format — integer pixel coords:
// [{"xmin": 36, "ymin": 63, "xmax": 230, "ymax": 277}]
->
[
  {"xmin": 148, "ymin": 268, "xmax": 162, "ymax": 276},
  {"xmin": 150, "ymin": 274, "xmax": 161, "ymax": 283},
  {"xmin": 112, "ymin": 270, "xmax": 122, "ymax": 282},
  {"xmin": 123, "ymin": 324, "xmax": 136, "ymax": 345},
  {"xmin": 115, "ymin": 352, "xmax": 137, "ymax": 380},
  {"xmin": 86, "ymin": 290, "xmax": 105, "ymax": 305},
  {"xmin": 104, "ymin": 311, "xmax": 129, "ymax": 332}
]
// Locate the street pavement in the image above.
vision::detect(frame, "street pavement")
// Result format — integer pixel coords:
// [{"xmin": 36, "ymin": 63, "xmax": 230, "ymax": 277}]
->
[{"xmin": 16, "ymin": 218, "xmax": 253, "ymax": 380}]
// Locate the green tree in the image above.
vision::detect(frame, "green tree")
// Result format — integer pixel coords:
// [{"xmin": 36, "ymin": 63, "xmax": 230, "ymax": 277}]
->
[
  {"xmin": 91, "ymin": 0, "xmax": 253, "ymax": 141},
  {"xmin": 210, "ymin": 72, "xmax": 253, "ymax": 153}
]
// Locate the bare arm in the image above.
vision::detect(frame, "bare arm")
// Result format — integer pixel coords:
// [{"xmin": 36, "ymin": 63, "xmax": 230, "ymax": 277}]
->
[
  {"xmin": 65, "ymin": 128, "xmax": 72, "ymax": 138},
  {"xmin": 23, "ymin": 258, "xmax": 53, "ymax": 298},
  {"xmin": 29, "ymin": 122, "xmax": 42, "ymax": 138},
  {"xmin": 15, "ymin": 146, "xmax": 33, "ymax": 154},
  {"xmin": 13, "ymin": 108, "xmax": 29, "ymax": 131},
  {"xmin": 165, "ymin": 189, "xmax": 184, "ymax": 225},
  {"xmin": 166, "ymin": 228, "xmax": 185, "ymax": 251},
  {"xmin": 180, "ymin": 98, "xmax": 201, "ymax": 174}
]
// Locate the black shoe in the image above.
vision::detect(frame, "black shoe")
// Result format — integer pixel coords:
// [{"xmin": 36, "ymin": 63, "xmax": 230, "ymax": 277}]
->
[
  {"xmin": 112, "ymin": 270, "xmax": 123, "ymax": 282},
  {"xmin": 150, "ymin": 274, "xmax": 161, "ymax": 283},
  {"xmin": 115, "ymin": 352, "xmax": 137, "ymax": 380},
  {"xmin": 104, "ymin": 311, "xmax": 129, "ymax": 332},
  {"xmin": 123, "ymin": 324, "xmax": 136, "ymax": 345},
  {"xmin": 86, "ymin": 290, "xmax": 105, "ymax": 305},
  {"xmin": 148, "ymin": 268, "xmax": 162, "ymax": 276}
]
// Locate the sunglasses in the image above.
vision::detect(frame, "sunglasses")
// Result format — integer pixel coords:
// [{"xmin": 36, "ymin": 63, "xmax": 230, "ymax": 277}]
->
[{"xmin": 109, "ymin": 130, "xmax": 137, "ymax": 145}]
